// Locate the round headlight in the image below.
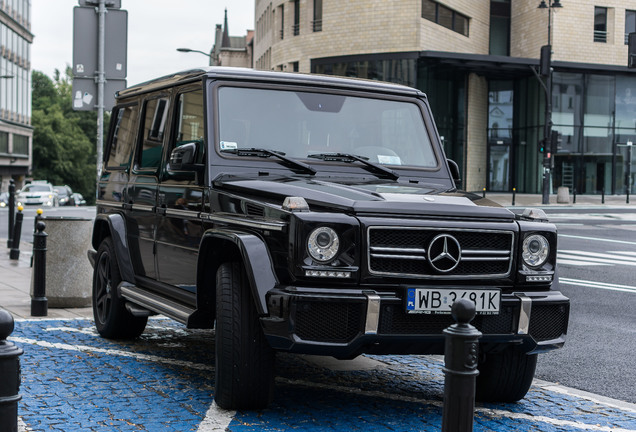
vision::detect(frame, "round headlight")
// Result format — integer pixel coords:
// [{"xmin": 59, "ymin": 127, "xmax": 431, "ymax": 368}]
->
[
  {"xmin": 522, "ymin": 234, "xmax": 549, "ymax": 267},
  {"xmin": 307, "ymin": 227, "xmax": 340, "ymax": 262}
]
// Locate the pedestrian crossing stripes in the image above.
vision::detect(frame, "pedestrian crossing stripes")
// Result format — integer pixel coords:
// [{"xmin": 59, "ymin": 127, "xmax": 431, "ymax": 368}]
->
[
  {"xmin": 558, "ymin": 250, "xmax": 636, "ymax": 267},
  {"xmin": 559, "ymin": 278, "xmax": 636, "ymax": 294}
]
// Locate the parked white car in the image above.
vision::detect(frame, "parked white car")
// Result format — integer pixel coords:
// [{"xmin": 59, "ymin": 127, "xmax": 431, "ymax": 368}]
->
[{"xmin": 16, "ymin": 181, "xmax": 58, "ymax": 207}]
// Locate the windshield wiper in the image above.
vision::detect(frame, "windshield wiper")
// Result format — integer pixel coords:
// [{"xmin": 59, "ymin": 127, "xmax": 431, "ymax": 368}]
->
[
  {"xmin": 308, "ymin": 153, "xmax": 399, "ymax": 180},
  {"xmin": 222, "ymin": 147, "xmax": 316, "ymax": 175}
]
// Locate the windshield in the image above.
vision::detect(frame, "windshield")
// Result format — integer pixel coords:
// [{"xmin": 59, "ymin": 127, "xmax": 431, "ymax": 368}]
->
[
  {"xmin": 217, "ymin": 87, "xmax": 437, "ymax": 169},
  {"xmin": 22, "ymin": 185, "xmax": 51, "ymax": 193}
]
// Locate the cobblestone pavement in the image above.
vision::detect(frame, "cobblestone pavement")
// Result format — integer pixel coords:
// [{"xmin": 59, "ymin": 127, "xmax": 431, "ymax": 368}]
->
[{"xmin": 9, "ymin": 317, "xmax": 636, "ymax": 432}]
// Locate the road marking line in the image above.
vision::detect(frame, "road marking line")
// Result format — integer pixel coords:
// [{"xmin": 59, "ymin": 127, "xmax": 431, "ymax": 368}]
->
[
  {"xmin": 559, "ymin": 234, "xmax": 636, "ymax": 245},
  {"xmin": 277, "ymin": 378, "xmax": 636, "ymax": 431},
  {"xmin": 197, "ymin": 402, "xmax": 235, "ymax": 432},
  {"xmin": 560, "ymin": 250, "xmax": 636, "ymax": 263},
  {"xmin": 560, "ymin": 278, "xmax": 636, "ymax": 293},
  {"xmin": 9, "ymin": 337, "xmax": 214, "ymax": 371}
]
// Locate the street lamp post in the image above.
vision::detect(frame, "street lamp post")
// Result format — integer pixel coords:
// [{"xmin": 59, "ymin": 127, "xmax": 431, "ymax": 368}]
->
[
  {"xmin": 176, "ymin": 48, "xmax": 214, "ymax": 65},
  {"xmin": 538, "ymin": 0, "xmax": 562, "ymax": 205}
]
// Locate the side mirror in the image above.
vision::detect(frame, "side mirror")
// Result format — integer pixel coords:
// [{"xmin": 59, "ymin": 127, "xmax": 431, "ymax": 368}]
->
[
  {"xmin": 447, "ymin": 159, "xmax": 461, "ymax": 185},
  {"xmin": 168, "ymin": 142, "xmax": 204, "ymax": 173}
]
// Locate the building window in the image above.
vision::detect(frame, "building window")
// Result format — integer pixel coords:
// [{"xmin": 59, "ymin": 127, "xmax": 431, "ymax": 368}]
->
[
  {"xmin": 626, "ymin": 10, "xmax": 636, "ymax": 44},
  {"xmin": 279, "ymin": 4, "xmax": 284, "ymax": 39},
  {"xmin": 13, "ymin": 133, "xmax": 28, "ymax": 156},
  {"xmin": 313, "ymin": 0, "xmax": 322, "ymax": 32},
  {"xmin": 490, "ymin": 0, "xmax": 510, "ymax": 56},
  {"xmin": 292, "ymin": 61, "xmax": 299, "ymax": 72},
  {"xmin": 594, "ymin": 7, "xmax": 607, "ymax": 43},
  {"xmin": 421, "ymin": 0, "xmax": 469, "ymax": 37},
  {"xmin": 293, "ymin": 0, "xmax": 300, "ymax": 36},
  {"xmin": 0, "ymin": 131, "xmax": 8, "ymax": 154}
]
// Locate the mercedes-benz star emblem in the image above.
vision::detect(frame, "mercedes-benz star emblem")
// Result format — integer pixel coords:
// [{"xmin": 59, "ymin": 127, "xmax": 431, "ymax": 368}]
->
[{"xmin": 427, "ymin": 234, "xmax": 461, "ymax": 273}]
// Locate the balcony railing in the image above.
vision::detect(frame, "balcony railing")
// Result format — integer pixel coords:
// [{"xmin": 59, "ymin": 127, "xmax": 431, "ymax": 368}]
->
[{"xmin": 594, "ymin": 30, "xmax": 607, "ymax": 43}]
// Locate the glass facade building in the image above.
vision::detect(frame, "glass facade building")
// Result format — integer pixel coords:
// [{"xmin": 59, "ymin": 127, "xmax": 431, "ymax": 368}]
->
[{"xmin": 0, "ymin": 0, "xmax": 33, "ymax": 192}]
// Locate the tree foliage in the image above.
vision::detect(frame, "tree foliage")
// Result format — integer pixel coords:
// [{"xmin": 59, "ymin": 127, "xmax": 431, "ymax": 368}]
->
[{"xmin": 31, "ymin": 67, "xmax": 99, "ymax": 204}]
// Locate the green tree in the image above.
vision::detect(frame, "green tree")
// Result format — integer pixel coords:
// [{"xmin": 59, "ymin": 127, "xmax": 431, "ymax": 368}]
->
[{"xmin": 31, "ymin": 68, "xmax": 100, "ymax": 204}]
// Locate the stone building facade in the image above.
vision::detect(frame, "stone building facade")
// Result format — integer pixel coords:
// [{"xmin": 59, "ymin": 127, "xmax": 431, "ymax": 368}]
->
[{"xmin": 252, "ymin": 0, "xmax": 636, "ymax": 195}]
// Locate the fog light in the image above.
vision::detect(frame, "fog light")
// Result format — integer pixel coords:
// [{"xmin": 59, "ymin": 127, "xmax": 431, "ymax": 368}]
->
[
  {"xmin": 526, "ymin": 275, "xmax": 552, "ymax": 282},
  {"xmin": 305, "ymin": 270, "xmax": 352, "ymax": 278}
]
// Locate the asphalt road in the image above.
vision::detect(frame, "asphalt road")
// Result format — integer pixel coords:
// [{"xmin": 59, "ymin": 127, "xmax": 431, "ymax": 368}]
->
[
  {"xmin": 535, "ymin": 208, "xmax": 636, "ymax": 404},
  {"xmin": 0, "ymin": 205, "xmax": 97, "ymax": 242}
]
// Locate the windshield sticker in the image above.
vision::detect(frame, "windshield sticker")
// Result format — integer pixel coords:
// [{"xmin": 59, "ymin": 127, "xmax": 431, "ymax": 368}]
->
[
  {"xmin": 377, "ymin": 155, "xmax": 402, "ymax": 165},
  {"xmin": 220, "ymin": 141, "xmax": 238, "ymax": 151}
]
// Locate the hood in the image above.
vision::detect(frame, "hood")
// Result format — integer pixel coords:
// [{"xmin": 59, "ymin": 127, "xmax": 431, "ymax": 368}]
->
[{"xmin": 215, "ymin": 175, "xmax": 514, "ymax": 220}]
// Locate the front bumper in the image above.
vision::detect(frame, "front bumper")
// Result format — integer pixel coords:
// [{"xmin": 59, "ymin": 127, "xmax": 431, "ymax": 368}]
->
[{"xmin": 261, "ymin": 287, "xmax": 569, "ymax": 359}]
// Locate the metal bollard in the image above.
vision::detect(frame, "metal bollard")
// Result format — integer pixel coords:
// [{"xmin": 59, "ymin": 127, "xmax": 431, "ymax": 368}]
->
[
  {"xmin": 573, "ymin": 188, "xmax": 577, "ymax": 204},
  {"xmin": 31, "ymin": 222, "xmax": 48, "ymax": 317},
  {"xmin": 7, "ymin": 179, "xmax": 15, "ymax": 248},
  {"xmin": 441, "ymin": 299, "xmax": 482, "ymax": 432},
  {"xmin": 33, "ymin": 208, "xmax": 43, "ymax": 233},
  {"xmin": 602, "ymin": 187, "xmax": 605, "ymax": 204},
  {"xmin": 9, "ymin": 206, "xmax": 23, "ymax": 260},
  {"xmin": 627, "ymin": 188, "xmax": 630, "ymax": 204},
  {"xmin": 0, "ymin": 308, "xmax": 23, "ymax": 432},
  {"xmin": 512, "ymin": 187, "xmax": 516, "ymax": 206},
  {"xmin": 482, "ymin": 187, "xmax": 486, "ymax": 198}
]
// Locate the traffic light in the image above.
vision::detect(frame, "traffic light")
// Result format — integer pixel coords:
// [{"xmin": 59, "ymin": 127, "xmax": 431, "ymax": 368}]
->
[
  {"xmin": 550, "ymin": 130, "xmax": 562, "ymax": 152},
  {"xmin": 539, "ymin": 138, "xmax": 546, "ymax": 153}
]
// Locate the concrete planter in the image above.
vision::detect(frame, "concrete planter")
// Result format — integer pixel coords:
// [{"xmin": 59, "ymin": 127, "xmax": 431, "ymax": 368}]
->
[{"xmin": 31, "ymin": 216, "xmax": 93, "ymax": 308}]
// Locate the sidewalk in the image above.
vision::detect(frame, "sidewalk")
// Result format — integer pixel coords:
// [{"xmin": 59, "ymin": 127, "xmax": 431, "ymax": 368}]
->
[{"xmin": 0, "ymin": 239, "xmax": 92, "ymax": 320}]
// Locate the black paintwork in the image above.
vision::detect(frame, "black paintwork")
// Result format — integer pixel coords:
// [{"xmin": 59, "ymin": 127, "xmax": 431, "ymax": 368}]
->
[{"xmin": 92, "ymin": 67, "xmax": 569, "ymax": 359}]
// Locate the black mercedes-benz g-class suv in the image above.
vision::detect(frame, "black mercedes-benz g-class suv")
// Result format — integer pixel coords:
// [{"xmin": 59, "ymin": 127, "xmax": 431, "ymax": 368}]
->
[{"xmin": 89, "ymin": 67, "xmax": 569, "ymax": 410}]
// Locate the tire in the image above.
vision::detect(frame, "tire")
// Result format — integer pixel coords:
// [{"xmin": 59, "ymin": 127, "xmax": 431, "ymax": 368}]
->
[
  {"xmin": 92, "ymin": 237, "xmax": 147, "ymax": 339},
  {"xmin": 475, "ymin": 348, "xmax": 537, "ymax": 402},
  {"xmin": 214, "ymin": 261, "xmax": 275, "ymax": 410}
]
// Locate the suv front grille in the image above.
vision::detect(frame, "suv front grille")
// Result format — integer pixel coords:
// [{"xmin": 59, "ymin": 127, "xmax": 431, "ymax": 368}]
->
[
  {"xmin": 368, "ymin": 227, "xmax": 514, "ymax": 279},
  {"xmin": 294, "ymin": 300, "xmax": 363, "ymax": 343}
]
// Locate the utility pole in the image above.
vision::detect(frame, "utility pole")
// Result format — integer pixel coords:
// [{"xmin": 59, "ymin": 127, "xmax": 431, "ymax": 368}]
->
[
  {"xmin": 97, "ymin": 0, "xmax": 106, "ymax": 180},
  {"xmin": 538, "ymin": 0, "xmax": 562, "ymax": 205}
]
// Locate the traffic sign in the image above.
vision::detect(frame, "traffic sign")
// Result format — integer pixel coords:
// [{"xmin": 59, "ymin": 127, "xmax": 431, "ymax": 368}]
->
[
  {"xmin": 72, "ymin": 6, "xmax": 127, "ymax": 80},
  {"xmin": 72, "ymin": 77, "xmax": 125, "ymax": 111}
]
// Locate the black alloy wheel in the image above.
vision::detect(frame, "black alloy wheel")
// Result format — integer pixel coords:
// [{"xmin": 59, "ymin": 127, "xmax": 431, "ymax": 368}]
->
[{"xmin": 92, "ymin": 237, "xmax": 147, "ymax": 339}]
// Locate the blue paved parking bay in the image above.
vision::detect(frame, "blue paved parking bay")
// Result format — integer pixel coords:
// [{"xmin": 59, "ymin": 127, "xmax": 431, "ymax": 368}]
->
[{"xmin": 10, "ymin": 318, "xmax": 636, "ymax": 431}]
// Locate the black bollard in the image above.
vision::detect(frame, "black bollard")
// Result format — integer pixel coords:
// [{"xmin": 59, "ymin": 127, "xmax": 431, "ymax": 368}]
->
[
  {"xmin": 512, "ymin": 187, "xmax": 516, "ymax": 206},
  {"xmin": 31, "ymin": 222, "xmax": 48, "ymax": 317},
  {"xmin": 441, "ymin": 299, "xmax": 482, "ymax": 432},
  {"xmin": 573, "ymin": 188, "xmax": 577, "ymax": 204},
  {"xmin": 602, "ymin": 187, "xmax": 605, "ymax": 204},
  {"xmin": 9, "ymin": 206, "xmax": 23, "ymax": 260},
  {"xmin": 627, "ymin": 188, "xmax": 630, "ymax": 204},
  {"xmin": 7, "ymin": 179, "xmax": 15, "ymax": 248},
  {"xmin": 0, "ymin": 308, "xmax": 23, "ymax": 432},
  {"xmin": 482, "ymin": 187, "xmax": 486, "ymax": 198}
]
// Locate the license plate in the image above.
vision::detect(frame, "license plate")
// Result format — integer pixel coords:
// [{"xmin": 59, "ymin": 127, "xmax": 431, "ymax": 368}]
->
[{"xmin": 406, "ymin": 288, "xmax": 500, "ymax": 315}]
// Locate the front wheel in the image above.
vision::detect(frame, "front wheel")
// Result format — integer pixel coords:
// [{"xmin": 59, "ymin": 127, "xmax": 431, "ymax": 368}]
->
[
  {"xmin": 475, "ymin": 348, "xmax": 537, "ymax": 402},
  {"xmin": 93, "ymin": 237, "xmax": 147, "ymax": 339},
  {"xmin": 214, "ymin": 261, "xmax": 275, "ymax": 410}
]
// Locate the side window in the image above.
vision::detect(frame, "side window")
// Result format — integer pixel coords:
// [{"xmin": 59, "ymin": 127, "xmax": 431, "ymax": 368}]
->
[
  {"xmin": 139, "ymin": 97, "xmax": 170, "ymax": 170},
  {"xmin": 172, "ymin": 89, "xmax": 204, "ymax": 163},
  {"xmin": 105, "ymin": 104, "xmax": 138, "ymax": 169}
]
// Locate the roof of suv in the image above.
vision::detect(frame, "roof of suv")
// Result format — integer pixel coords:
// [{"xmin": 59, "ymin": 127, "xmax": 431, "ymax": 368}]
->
[{"xmin": 116, "ymin": 67, "xmax": 425, "ymax": 100}]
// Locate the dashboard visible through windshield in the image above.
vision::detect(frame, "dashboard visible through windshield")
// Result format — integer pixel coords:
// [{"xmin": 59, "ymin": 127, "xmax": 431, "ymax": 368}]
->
[{"xmin": 216, "ymin": 86, "xmax": 438, "ymax": 169}]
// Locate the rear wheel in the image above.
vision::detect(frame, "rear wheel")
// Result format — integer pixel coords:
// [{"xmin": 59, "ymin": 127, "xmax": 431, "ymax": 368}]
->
[
  {"xmin": 214, "ymin": 261, "xmax": 275, "ymax": 410},
  {"xmin": 475, "ymin": 348, "xmax": 537, "ymax": 402},
  {"xmin": 93, "ymin": 237, "xmax": 147, "ymax": 339}
]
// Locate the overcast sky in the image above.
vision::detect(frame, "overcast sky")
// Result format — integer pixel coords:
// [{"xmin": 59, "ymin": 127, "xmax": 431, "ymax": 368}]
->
[{"xmin": 31, "ymin": 0, "xmax": 255, "ymax": 86}]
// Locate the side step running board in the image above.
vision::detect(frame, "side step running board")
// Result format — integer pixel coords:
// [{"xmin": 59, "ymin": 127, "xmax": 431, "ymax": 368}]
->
[{"xmin": 119, "ymin": 282, "xmax": 195, "ymax": 325}]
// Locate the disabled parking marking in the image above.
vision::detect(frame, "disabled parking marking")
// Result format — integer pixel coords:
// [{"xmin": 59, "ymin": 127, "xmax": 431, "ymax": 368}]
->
[
  {"xmin": 12, "ymin": 319, "xmax": 636, "ymax": 432},
  {"xmin": 11, "ymin": 337, "xmax": 214, "ymax": 372}
]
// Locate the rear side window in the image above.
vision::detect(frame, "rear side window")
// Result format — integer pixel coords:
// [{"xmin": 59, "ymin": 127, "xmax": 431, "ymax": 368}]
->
[
  {"xmin": 139, "ymin": 97, "xmax": 170, "ymax": 170},
  {"xmin": 105, "ymin": 104, "xmax": 138, "ymax": 170},
  {"xmin": 172, "ymin": 89, "xmax": 205, "ymax": 163}
]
